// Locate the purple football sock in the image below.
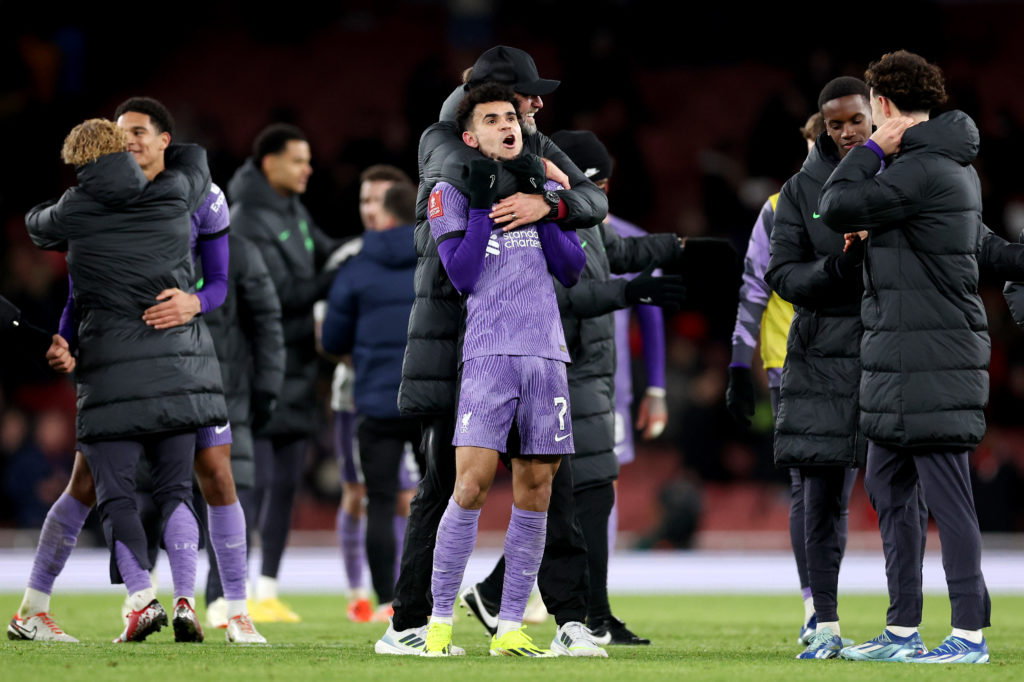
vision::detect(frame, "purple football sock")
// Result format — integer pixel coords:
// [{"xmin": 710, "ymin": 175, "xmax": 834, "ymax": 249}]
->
[
  {"xmin": 115, "ymin": 540, "xmax": 153, "ymax": 595},
  {"xmin": 163, "ymin": 503, "xmax": 199, "ymax": 599},
  {"xmin": 607, "ymin": 500, "xmax": 619, "ymax": 554},
  {"xmin": 499, "ymin": 505, "xmax": 547, "ymax": 622},
  {"xmin": 338, "ymin": 509, "xmax": 364, "ymax": 592},
  {"xmin": 27, "ymin": 493, "xmax": 91, "ymax": 595},
  {"xmin": 208, "ymin": 501, "xmax": 248, "ymax": 601},
  {"xmin": 430, "ymin": 498, "xmax": 480, "ymax": 619},
  {"xmin": 393, "ymin": 513, "xmax": 408, "ymax": 592}
]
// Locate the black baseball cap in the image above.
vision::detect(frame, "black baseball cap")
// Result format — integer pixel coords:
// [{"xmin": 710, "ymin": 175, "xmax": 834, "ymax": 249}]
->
[
  {"xmin": 465, "ymin": 46, "xmax": 560, "ymax": 96},
  {"xmin": 551, "ymin": 130, "xmax": 613, "ymax": 182}
]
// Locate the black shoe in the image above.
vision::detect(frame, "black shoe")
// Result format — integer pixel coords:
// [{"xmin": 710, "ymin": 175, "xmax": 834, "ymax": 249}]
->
[
  {"xmin": 458, "ymin": 584, "xmax": 499, "ymax": 636},
  {"xmin": 586, "ymin": 615, "xmax": 651, "ymax": 645}
]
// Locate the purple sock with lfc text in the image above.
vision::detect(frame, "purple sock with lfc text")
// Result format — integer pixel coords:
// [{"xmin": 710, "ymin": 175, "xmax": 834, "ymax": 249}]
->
[{"xmin": 163, "ymin": 503, "xmax": 199, "ymax": 599}]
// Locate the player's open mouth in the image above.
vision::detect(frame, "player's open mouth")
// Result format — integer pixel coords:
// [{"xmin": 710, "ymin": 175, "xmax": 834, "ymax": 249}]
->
[{"xmin": 503, "ymin": 134, "xmax": 516, "ymax": 147}]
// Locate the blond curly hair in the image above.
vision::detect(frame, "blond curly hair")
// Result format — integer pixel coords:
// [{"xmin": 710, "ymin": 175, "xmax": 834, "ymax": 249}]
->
[{"xmin": 61, "ymin": 118, "xmax": 129, "ymax": 166}]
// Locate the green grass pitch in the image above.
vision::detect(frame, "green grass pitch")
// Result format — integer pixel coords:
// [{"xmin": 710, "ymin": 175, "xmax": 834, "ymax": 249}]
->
[{"xmin": 2, "ymin": 593, "xmax": 1021, "ymax": 680}]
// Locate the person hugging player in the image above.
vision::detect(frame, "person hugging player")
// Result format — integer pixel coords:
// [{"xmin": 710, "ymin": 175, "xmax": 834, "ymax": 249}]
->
[{"xmin": 421, "ymin": 82, "xmax": 585, "ymax": 657}]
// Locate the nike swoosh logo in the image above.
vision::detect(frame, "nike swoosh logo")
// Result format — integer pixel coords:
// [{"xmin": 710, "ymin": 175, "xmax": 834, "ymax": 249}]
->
[
  {"xmin": 554, "ymin": 433, "xmax": 571, "ymax": 442},
  {"xmin": 225, "ymin": 540, "xmax": 245, "ymax": 549},
  {"xmin": 215, "ymin": 424, "xmax": 229, "ymax": 434},
  {"xmin": 11, "ymin": 623, "xmax": 36, "ymax": 639},
  {"xmin": 812, "ymin": 212, "xmax": 821, "ymax": 219},
  {"xmin": 580, "ymin": 240, "xmax": 587, "ymax": 248}
]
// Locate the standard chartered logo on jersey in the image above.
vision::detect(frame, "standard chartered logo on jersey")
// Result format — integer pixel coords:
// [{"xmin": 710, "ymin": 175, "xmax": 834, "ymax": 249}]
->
[
  {"xmin": 486, "ymin": 227, "xmax": 542, "ymax": 258},
  {"xmin": 503, "ymin": 227, "xmax": 541, "ymax": 249}
]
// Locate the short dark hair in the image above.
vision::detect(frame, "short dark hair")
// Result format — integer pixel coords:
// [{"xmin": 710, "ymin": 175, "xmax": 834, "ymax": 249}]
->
[
  {"xmin": 114, "ymin": 96, "xmax": 175, "ymax": 135},
  {"xmin": 817, "ymin": 77, "xmax": 870, "ymax": 112},
  {"xmin": 360, "ymin": 164, "xmax": 411, "ymax": 185},
  {"xmin": 865, "ymin": 50, "xmax": 947, "ymax": 113},
  {"xmin": 382, "ymin": 182, "xmax": 416, "ymax": 225},
  {"xmin": 253, "ymin": 123, "xmax": 307, "ymax": 162},
  {"xmin": 455, "ymin": 82, "xmax": 519, "ymax": 133}
]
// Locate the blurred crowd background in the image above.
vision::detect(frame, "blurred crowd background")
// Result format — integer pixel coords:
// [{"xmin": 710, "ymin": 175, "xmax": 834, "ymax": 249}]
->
[{"xmin": 4, "ymin": 1, "xmax": 1024, "ymax": 548}]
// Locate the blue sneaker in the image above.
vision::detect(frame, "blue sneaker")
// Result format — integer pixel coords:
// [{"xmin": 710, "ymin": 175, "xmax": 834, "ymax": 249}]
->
[
  {"xmin": 796, "ymin": 628, "xmax": 843, "ymax": 659},
  {"xmin": 840, "ymin": 629, "xmax": 927, "ymax": 662},
  {"xmin": 910, "ymin": 635, "xmax": 988, "ymax": 664},
  {"xmin": 798, "ymin": 613, "xmax": 817, "ymax": 644}
]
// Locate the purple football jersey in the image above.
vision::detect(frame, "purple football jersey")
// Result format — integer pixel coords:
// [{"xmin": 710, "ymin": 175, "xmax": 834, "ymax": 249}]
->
[
  {"xmin": 190, "ymin": 182, "xmax": 230, "ymax": 261},
  {"xmin": 429, "ymin": 181, "xmax": 569, "ymax": 363}
]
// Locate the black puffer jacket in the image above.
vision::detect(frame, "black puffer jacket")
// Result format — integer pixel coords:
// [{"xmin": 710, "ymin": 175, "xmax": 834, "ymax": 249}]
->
[
  {"xmin": 765, "ymin": 133, "xmax": 865, "ymax": 468},
  {"xmin": 201, "ymin": 233, "xmax": 285, "ymax": 485},
  {"xmin": 819, "ymin": 111, "xmax": 990, "ymax": 449},
  {"xmin": 26, "ymin": 146, "xmax": 227, "ymax": 442},
  {"xmin": 227, "ymin": 160, "xmax": 337, "ymax": 438},
  {"xmin": 398, "ymin": 96, "xmax": 609, "ymax": 417},
  {"xmin": 558, "ymin": 223, "xmax": 682, "ymax": 490}
]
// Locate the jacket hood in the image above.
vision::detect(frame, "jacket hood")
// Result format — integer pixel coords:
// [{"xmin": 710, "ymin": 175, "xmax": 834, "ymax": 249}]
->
[
  {"xmin": 77, "ymin": 152, "xmax": 147, "ymax": 207},
  {"xmin": 899, "ymin": 110, "xmax": 979, "ymax": 165},
  {"xmin": 361, "ymin": 223, "xmax": 418, "ymax": 269},
  {"xmin": 227, "ymin": 158, "xmax": 295, "ymax": 211},
  {"xmin": 800, "ymin": 132, "xmax": 840, "ymax": 185}
]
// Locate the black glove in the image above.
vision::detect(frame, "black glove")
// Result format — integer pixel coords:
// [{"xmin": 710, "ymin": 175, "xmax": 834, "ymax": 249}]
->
[
  {"xmin": 465, "ymin": 158, "xmax": 500, "ymax": 209},
  {"xmin": 251, "ymin": 390, "xmax": 277, "ymax": 433},
  {"xmin": 726, "ymin": 366, "xmax": 756, "ymax": 427},
  {"xmin": 503, "ymin": 153, "xmax": 547, "ymax": 194},
  {"xmin": 624, "ymin": 263, "xmax": 686, "ymax": 311},
  {"xmin": 830, "ymin": 236, "xmax": 865, "ymax": 281}
]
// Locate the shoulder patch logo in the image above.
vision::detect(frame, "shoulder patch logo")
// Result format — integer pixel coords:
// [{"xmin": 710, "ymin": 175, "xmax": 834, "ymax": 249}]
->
[{"xmin": 429, "ymin": 189, "xmax": 445, "ymax": 219}]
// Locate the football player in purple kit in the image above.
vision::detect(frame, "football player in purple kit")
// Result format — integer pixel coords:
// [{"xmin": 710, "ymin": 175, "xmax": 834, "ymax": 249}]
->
[
  {"xmin": 421, "ymin": 83, "xmax": 585, "ymax": 658},
  {"xmin": 8, "ymin": 98, "xmax": 265, "ymax": 644}
]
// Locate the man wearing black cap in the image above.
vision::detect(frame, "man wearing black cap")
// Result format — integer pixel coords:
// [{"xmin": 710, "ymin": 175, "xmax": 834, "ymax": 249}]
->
[
  {"xmin": 459, "ymin": 129, "xmax": 683, "ymax": 648},
  {"xmin": 377, "ymin": 46, "xmax": 611, "ymax": 657}
]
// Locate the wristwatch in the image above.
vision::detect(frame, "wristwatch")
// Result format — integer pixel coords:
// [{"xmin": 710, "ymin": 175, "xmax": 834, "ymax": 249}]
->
[{"xmin": 543, "ymin": 190, "xmax": 561, "ymax": 219}]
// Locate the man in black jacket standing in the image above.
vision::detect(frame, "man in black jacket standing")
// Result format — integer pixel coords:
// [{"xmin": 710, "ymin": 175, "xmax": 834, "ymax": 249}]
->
[
  {"xmin": 819, "ymin": 50, "xmax": 991, "ymax": 664},
  {"xmin": 228, "ymin": 123, "xmax": 338, "ymax": 623},
  {"xmin": 376, "ymin": 46, "xmax": 609, "ymax": 656},
  {"xmin": 765, "ymin": 77, "xmax": 874, "ymax": 660}
]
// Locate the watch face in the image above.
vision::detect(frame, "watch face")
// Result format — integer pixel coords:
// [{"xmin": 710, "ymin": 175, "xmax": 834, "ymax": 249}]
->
[{"xmin": 545, "ymin": 190, "xmax": 559, "ymax": 206}]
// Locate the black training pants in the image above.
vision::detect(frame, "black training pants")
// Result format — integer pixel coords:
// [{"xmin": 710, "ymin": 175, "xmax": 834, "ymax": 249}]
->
[
  {"xmin": 865, "ymin": 440, "xmax": 990, "ymax": 630},
  {"xmin": 357, "ymin": 415, "xmax": 425, "ymax": 604}
]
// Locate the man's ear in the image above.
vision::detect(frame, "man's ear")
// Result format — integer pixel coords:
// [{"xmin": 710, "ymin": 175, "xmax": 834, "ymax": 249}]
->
[
  {"xmin": 880, "ymin": 95, "xmax": 893, "ymax": 119},
  {"xmin": 462, "ymin": 130, "xmax": 479, "ymax": 149},
  {"xmin": 158, "ymin": 131, "xmax": 171, "ymax": 151}
]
